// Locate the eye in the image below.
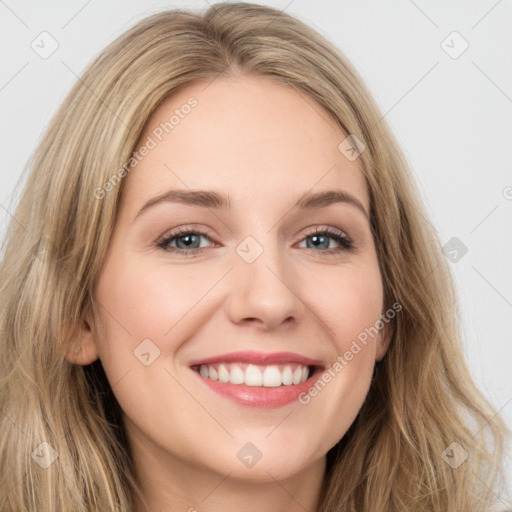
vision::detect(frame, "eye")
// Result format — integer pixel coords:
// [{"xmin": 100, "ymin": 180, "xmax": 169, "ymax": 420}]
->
[
  {"xmin": 297, "ymin": 226, "xmax": 354, "ymax": 254},
  {"xmin": 157, "ymin": 227, "xmax": 216, "ymax": 257},
  {"xmin": 156, "ymin": 225, "xmax": 354, "ymax": 257}
]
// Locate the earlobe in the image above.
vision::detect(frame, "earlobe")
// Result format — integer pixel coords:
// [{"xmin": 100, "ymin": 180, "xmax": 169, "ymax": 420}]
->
[{"xmin": 65, "ymin": 317, "xmax": 99, "ymax": 366}]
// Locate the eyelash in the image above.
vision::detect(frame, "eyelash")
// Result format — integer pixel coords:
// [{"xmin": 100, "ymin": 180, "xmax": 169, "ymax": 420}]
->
[{"xmin": 156, "ymin": 225, "xmax": 354, "ymax": 258}]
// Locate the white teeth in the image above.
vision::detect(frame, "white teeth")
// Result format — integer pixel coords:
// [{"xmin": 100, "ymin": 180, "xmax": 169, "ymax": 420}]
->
[
  {"xmin": 209, "ymin": 366, "xmax": 218, "ymax": 380},
  {"xmin": 218, "ymin": 364, "xmax": 230, "ymax": 383},
  {"xmin": 262, "ymin": 365, "xmax": 282, "ymax": 387},
  {"xmin": 292, "ymin": 367, "xmax": 302, "ymax": 385},
  {"xmin": 196, "ymin": 362, "xmax": 312, "ymax": 387},
  {"xmin": 281, "ymin": 365, "xmax": 293, "ymax": 385},
  {"xmin": 229, "ymin": 365, "xmax": 245, "ymax": 384},
  {"xmin": 245, "ymin": 364, "xmax": 263, "ymax": 386}
]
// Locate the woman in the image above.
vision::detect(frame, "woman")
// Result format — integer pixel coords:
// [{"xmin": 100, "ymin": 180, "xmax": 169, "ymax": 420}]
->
[{"xmin": 0, "ymin": 3, "xmax": 508, "ymax": 511}]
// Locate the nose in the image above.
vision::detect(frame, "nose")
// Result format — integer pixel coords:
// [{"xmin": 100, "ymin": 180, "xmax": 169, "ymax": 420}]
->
[{"xmin": 225, "ymin": 241, "xmax": 305, "ymax": 332}]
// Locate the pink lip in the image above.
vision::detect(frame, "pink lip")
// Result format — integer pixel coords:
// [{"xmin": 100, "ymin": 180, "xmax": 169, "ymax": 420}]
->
[
  {"xmin": 188, "ymin": 350, "xmax": 323, "ymax": 367},
  {"xmin": 189, "ymin": 350, "xmax": 323, "ymax": 409}
]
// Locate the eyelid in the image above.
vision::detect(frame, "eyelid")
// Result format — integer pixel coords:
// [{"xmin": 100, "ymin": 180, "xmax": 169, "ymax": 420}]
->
[
  {"xmin": 299, "ymin": 224, "xmax": 349, "ymax": 239},
  {"xmin": 156, "ymin": 224, "xmax": 218, "ymax": 244},
  {"xmin": 157, "ymin": 224, "xmax": 351, "ymax": 240}
]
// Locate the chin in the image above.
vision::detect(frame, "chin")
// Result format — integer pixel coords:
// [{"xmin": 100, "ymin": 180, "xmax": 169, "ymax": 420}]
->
[{"xmin": 207, "ymin": 434, "xmax": 326, "ymax": 483}]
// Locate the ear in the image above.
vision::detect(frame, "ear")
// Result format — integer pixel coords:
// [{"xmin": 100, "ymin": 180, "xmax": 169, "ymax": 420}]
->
[
  {"xmin": 375, "ymin": 317, "xmax": 393, "ymax": 362},
  {"xmin": 65, "ymin": 312, "xmax": 100, "ymax": 366}
]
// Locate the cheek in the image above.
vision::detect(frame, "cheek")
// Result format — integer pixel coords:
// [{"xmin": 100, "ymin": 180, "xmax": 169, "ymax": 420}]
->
[
  {"xmin": 296, "ymin": 260, "xmax": 383, "ymax": 450},
  {"xmin": 91, "ymin": 257, "xmax": 201, "ymax": 429},
  {"xmin": 92, "ymin": 255, "xmax": 227, "ymax": 390},
  {"xmin": 308, "ymin": 259, "xmax": 384, "ymax": 347},
  {"xmin": 95, "ymin": 257, "xmax": 208, "ymax": 342}
]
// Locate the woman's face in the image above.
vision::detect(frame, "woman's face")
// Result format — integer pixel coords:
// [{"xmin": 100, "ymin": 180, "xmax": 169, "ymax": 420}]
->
[{"xmin": 81, "ymin": 74, "xmax": 390, "ymax": 483}]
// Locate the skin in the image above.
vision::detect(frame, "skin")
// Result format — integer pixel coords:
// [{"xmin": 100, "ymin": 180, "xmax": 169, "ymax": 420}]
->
[{"xmin": 69, "ymin": 74, "xmax": 391, "ymax": 512}]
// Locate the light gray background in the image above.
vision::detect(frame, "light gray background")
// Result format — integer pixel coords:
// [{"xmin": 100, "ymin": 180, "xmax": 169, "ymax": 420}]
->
[{"xmin": 1, "ymin": 0, "xmax": 510, "ymax": 503}]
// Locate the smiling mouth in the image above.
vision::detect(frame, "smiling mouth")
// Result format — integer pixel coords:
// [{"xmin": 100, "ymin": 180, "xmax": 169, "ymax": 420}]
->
[
  {"xmin": 188, "ymin": 350, "xmax": 325, "ymax": 408},
  {"xmin": 190, "ymin": 362, "xmax": 320, "ymax": 387}
]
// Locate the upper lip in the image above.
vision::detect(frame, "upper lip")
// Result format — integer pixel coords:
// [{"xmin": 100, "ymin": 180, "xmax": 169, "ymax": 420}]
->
[{"xmin": 189, "ymin": 350, "xmax": 324, "ymax": 368}]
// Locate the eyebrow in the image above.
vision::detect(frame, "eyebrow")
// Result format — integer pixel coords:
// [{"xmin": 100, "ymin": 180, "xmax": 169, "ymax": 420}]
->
[{"xmin": 133, "ymin": 188, "xmax": 369, "ymax": 221}]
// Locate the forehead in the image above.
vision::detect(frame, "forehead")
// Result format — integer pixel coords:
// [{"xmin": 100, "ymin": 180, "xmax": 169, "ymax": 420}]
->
[{"xmin": 122, "ymin": 74, "xmax": 368, "ymax": 213}]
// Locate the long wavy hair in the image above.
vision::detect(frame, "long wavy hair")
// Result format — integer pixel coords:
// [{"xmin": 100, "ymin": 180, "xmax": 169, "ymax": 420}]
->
[{"xmin": 0, "ymin": 3, "xmax": 508, "ymax": 511}]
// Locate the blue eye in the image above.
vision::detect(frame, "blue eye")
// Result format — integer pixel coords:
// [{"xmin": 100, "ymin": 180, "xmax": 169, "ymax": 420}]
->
[
  {"xmin": 157, "ymin": 226, "xmax": 354, "ymax": 256},
  {"xmin": 298, "ymin": 230, "xmax": 353, "ymax": 251},
  {"xmin": 157, "ymin": 229, "xmax": 213, "ymax": 255}
]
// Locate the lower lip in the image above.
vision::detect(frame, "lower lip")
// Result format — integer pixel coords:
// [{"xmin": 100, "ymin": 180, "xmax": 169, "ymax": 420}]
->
[{"xmin": 192, "ymin": 368, "xmax": 321, "ymax": 408}]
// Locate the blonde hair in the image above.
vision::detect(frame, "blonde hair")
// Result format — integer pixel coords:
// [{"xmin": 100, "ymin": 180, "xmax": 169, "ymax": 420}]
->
[{"xmin": 0, "ymin": 3, "xmax": 508, "ymax": 511}]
